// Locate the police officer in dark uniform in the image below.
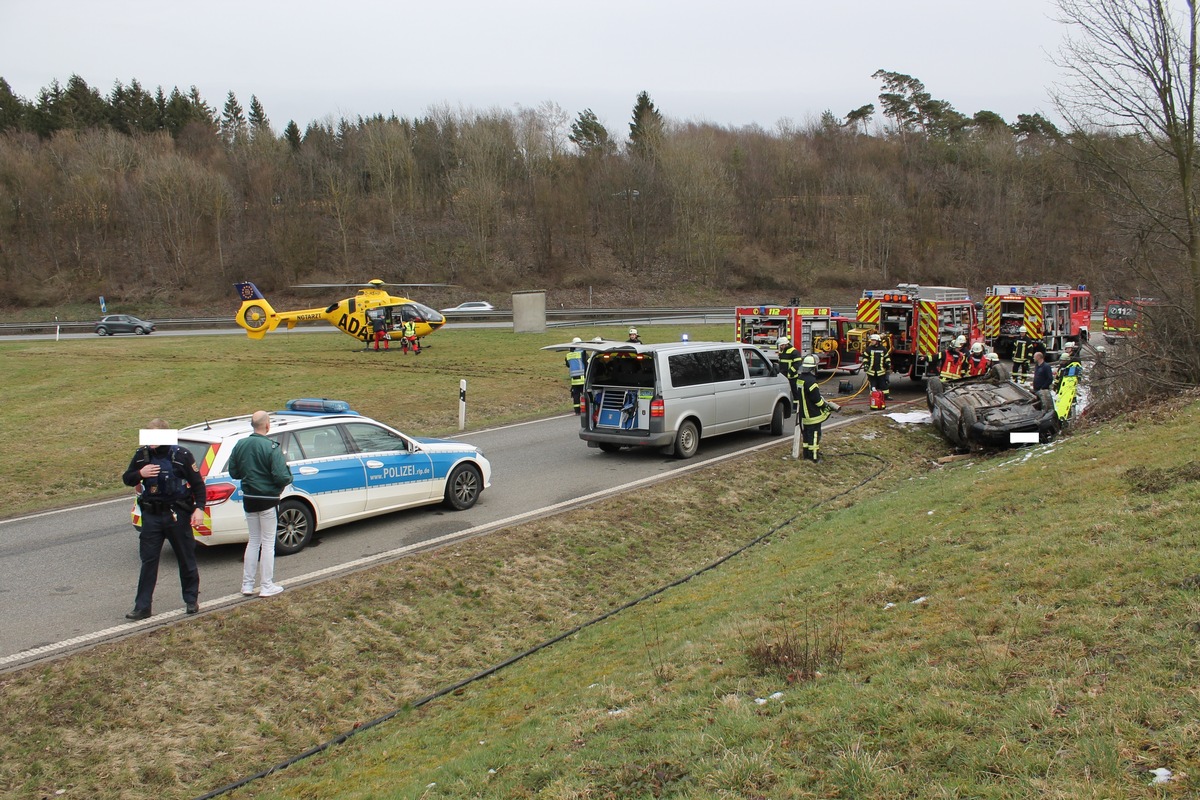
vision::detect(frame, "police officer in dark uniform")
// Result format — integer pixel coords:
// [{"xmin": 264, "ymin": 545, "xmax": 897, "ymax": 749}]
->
[{"xmin": 121, "ymin": 419, "xmax": 207, "ymax": 619}]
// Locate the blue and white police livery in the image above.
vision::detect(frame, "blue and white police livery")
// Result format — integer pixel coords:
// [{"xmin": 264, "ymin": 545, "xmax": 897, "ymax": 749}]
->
[{"xmin": 137, "ymin": 399, "xmax": 491, "ymax": 555}]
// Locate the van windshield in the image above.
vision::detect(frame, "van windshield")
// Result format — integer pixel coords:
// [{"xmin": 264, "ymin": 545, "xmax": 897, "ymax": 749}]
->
[{"xmin": 589, "ymin": 352, "xmax": 656, "ymax": 388}]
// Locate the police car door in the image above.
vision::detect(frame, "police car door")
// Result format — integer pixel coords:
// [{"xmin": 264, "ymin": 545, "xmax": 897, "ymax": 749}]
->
[
  {"xmin": 288, "ymin": 424, "xmax": 367, "ymax": 522},
  {"xmin": 342, "ymin": 421, "xmax": 437, "ymax": 511}
]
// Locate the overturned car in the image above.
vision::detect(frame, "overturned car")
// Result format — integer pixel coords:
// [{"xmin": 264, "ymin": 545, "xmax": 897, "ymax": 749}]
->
[{"xmin": 926, "ymin": 367, "xmax": 1060, "ymax": 450}]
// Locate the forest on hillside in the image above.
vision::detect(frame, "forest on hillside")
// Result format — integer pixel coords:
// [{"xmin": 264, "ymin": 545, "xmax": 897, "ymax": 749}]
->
[{"xmin": 0, "ymin": 71, "xmax": 1152, "ymax": 312}]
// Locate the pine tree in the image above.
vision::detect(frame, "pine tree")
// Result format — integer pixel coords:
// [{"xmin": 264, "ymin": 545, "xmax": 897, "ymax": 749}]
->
[
  {"xmin": 628, "ymin": 91, "xmax": 663, "ymax": 158},
  {"xmin": 220, "ymin": 91, "xmax": 247, "ymax": 146},
  {"xmin": 283, "ymin": 120, "xmax": 302, "ymax": 151},
  {"xmin": 0, "ymin": 77, "xmax": 26, "ymax": 132},
  {"xmin": 248, "ymin": 94, "xmax": 271, "ymax": 140},
  {"xmin": 569, "ymin": 108, "xmax": 613, "ymax": 156}
]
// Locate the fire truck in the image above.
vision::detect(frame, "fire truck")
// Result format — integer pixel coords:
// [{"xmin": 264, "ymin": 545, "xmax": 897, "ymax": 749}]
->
[
  {"xmin": 733, "ymin": 305, "xmax": 862, "ymax": 372},
  {"xmin": 1102, "ymin": 297, "xmax": 1158, "ymax": 344},
  {"xmin": 855, "ymin": 285, "xmax": 981, "ymax": 380},
  {"xmin": 982, "ymin": 283, "xmax": 1091, "ymax": 358}
]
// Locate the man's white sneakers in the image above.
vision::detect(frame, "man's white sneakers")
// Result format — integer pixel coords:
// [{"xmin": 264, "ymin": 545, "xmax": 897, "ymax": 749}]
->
[{"xmin": 259, "ymin": 584, "xmax": 285, "ymax": 597}]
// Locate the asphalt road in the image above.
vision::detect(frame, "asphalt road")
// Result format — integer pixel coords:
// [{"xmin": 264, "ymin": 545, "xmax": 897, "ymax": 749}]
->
[{"xmin": 0, "ymin": 409, "xmax": 844, "ymax": 671}]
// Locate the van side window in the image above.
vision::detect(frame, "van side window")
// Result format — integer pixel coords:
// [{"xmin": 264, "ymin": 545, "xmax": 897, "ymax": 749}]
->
[
  {"xmin": 744, "ymin": 349, "xmax": 772, "ymax": 378},
  {"xmin": 711, "ymin": 349, "xmax": 745, "ymax": 381},
  {"xmin": 669, "ymin": 352, "xmax": 713, "ymax": 387}
]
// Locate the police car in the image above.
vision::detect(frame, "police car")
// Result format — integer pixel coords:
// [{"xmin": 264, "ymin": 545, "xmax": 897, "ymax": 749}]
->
[{"xmin": 132, "ymin": 399, "xmax": 492, "ymax": 555}]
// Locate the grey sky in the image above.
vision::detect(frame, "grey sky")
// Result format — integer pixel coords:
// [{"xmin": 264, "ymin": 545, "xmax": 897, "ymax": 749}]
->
[{"xmin": 1, "ymin": 0, "xmax": 1068, "ymax": 135}]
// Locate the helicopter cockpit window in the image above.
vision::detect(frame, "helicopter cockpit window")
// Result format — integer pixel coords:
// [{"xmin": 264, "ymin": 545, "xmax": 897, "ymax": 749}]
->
[{"xmin": 399, "ymin": 302, "xmax": 444, "ymax": 324}]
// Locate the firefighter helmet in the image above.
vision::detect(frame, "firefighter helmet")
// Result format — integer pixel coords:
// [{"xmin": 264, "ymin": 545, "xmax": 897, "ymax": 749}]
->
[
  {"xmin": 629, "ymin": 327, "xmax": 638, "ymax": 336},
  {"xmin": 571, "ymin": 337, "xmax": 582, "ymax": 343},
  {"xmin": 777, "ymin": 335, "xmax": 790, "ymax": 346},
  {"xmin": 986, "ymin": 352, "xmax": 999, "ymax": 362},
  {"xmin": 1018, "ymin": 325, "xmax": 1027, "ymax": 334},
  {"xmin": 869, "ymin": 333, "xmax": 881, "ymax": 342},
  {"xmin": 800, "ymin": 354, "xmax": 819, "ymax": 371},
  {"xmin": 971, "ymin": 342, "xmax": 984, "ymax": 354},
  {"xmin": 955, "ymin": 335, "xmax": 967, "ymax": 347}
]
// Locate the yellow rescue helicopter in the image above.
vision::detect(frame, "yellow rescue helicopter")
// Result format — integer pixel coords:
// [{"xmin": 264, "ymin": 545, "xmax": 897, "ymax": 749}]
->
[{"xmin": 233, "ymin": 280, "xmax": 450, "ymax": 345}]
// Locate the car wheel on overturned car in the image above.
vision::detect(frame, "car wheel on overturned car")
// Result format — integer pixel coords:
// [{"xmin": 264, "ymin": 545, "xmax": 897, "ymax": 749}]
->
[
  {"xmin": 957, "ymin": 404, "xmax": 978, "ymax": 448},
  {"xmin": 926, "ymin": 376, "xmax": 945, "ymax": 410},
  {"xmin": 275, "ymin": 499, "xmax": 314, "ymax": 555}
]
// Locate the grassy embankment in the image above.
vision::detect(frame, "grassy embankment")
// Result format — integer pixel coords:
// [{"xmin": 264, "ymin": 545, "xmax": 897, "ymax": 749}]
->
[{"xmin": 2, "ymin": 328, "xmax": 1199, "ymax": 798}]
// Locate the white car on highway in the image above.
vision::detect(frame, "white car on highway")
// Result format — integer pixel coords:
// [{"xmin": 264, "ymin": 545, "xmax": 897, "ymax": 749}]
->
[{"xmin": 132, "ymin": 399, "xmax": 492, "ymax": 554}]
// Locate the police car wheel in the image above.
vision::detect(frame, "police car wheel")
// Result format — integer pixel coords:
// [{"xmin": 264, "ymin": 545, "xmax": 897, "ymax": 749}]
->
[
  {"xmin": 275, "ymin": 499, "xmax": 314, "ymax": 555},
  {"xmin": 444, "ymin": 463, "xmax": 482, "ymax": 510}
]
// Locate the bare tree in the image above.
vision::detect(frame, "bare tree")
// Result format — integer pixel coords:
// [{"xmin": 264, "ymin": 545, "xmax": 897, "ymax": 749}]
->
[{"xmin": 1054, "ymin": 0, "xmax": 1200, "ymax": 362}]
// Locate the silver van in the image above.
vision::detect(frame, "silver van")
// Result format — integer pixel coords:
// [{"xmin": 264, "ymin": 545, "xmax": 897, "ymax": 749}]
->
[{"xmin": 544, "ymin": 340, "xmax": 793, "ymax": 458}]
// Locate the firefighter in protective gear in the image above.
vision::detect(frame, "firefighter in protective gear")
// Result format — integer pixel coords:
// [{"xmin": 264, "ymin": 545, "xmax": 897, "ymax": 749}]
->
[
  {"xmin": 400, "ymin": 319, "xmax": 421, "ymax": 354},
  {"xmin": 797, "ymin": 354, "xmax": 836, "ymax": 462},
  {"xmin": 1053, "ymin": 341, "xmax": 1083, "ymax": 421},
  {"xmin": 965, "ymin": 341, "xmax": 989, "ymax": 377},
  {"xmin": 863, "ymin": 333, "xmax": 891, "ymax": 407},
  {"xmin": 565, "ymin": 337, "xmax": 588, "ymax": 415},
  {"xmin": 984, "ymin": 351, "xmax": 1006, "ymax": 380},
  {"xmin": 938, "ymin": 335, "xmax": 967, "ymax": 380},
  {"xmin": 776, "ymin": 335, "xmax": 801, "ymax": 399},
  {"xmin": 1011, "ymin": 325, "xmax": 1043, "ymax": 382},
  {"xmin": 627, "ymin": 327, "xmax": 642, "ymax": 344}
]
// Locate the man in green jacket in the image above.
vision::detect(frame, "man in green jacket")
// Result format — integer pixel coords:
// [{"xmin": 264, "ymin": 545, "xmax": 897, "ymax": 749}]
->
[{"xmin": 228, "ymin": 411, "xmax": 293, "ymax": 597}]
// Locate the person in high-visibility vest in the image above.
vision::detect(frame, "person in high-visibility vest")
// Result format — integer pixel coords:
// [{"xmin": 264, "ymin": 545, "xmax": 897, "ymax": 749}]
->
[
  {"xmin": 565, "ymin": 337, "xmax": 589, "ymax": 414},
  {"xmin": 400, "ymin": 319, "xmax": 420, "ymax": 354},
  {"xmin": 1010, "ymin": 325, "xmax": 1042, "ymax": 382},
  {"xmin": 938, "ymin": 335, "xmax": 967, "ymax": 380},
  {"xmin": 776, "ymin": 335, "xmax": 801, "ymax": 400},
  {"xmin": 863, "ymin": 333, "xmax": 891, "ymax": 407},
  {"xmin": 1053, "ymin": 341, "xmax": 1083, "ymax": 421},
  {"xmin": 964, "ymin": 342, "xmax": 989, "ymax": 376},
  {"xmin": 797, "ymin": 354, "xmax": 839, "ymax": 462}
]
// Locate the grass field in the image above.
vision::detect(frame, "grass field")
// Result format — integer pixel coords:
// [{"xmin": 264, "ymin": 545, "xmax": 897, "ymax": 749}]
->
[
  {"xmin": 0, "ymin": 323, "xmax": 717, "ymax": 517},
  {"xmin": 3, "ymin": 329, "xmax": 1199, "ymax": 799}
]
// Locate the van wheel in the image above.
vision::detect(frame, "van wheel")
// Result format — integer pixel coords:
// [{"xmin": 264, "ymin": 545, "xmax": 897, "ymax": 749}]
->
[
  {"xmin": 673, "ymin": 420, "xmax": 700, "ymax": 459},
  {"xmin": 762, "ymin": 401, "xmax": 785, "ymax": 436},
  {"xmin": 276, "ymin": 499, "xmax": 314, "ymax": 555},
  {"xmin": 598, "ymin": 443, "xmax": 622, "ymax": 453}
]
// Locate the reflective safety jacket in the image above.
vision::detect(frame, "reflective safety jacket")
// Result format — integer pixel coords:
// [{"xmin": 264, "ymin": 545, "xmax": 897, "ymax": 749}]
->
[
  {"xmin": 939, "ymin": 347, "xmax": 966, "ymax": 380},
  {"xmin": 778, "ymin": 345, "xmax": 801, "ymax": 380},
  {"xmin": 863, "ymin": 344, "xmax": 891, "ymax": 376},
  {"xmin": 565, "ymin": 349, "xmax": 587, "ymax": 385},
  {"xmin": 402, "ymin": 320, "xmax": 417, "ymax": 338},
  {"xmin": 797, "ymin": 373, "xmax": 832, "ymax": 425},
  {"xmin": 1053, "ymin": 355, "xmax": 1082, "ymax": 392},
  {"xmin": 965, "ymin": 353, "xmax": 988, "ymax": 377},
  {"xmin": 1012, "ymin": 336, "xmax": 1032, "ymax": 363}
]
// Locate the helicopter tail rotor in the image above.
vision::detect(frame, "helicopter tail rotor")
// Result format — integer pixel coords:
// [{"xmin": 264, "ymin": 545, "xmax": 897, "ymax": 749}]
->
[{"xmin": 233, "ymin": 282, "xmax": 282, "ymax": 339}]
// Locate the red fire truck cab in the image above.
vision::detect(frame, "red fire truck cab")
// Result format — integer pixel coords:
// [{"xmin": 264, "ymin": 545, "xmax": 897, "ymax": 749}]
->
[
  {"xmin": 856, "ymin": 285, "xmax": 981, "ymax": 380},
  {"xmin": 1102, "ymin": 297, "xmax": 1158, "ymax": 344},
  {"xmin": 983, "ymin": 283, "xmax": 1091, "ymax": 358},
  {"xmin": 733, "ymin": 305, "xmax": 862, "ymax": 372}
]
